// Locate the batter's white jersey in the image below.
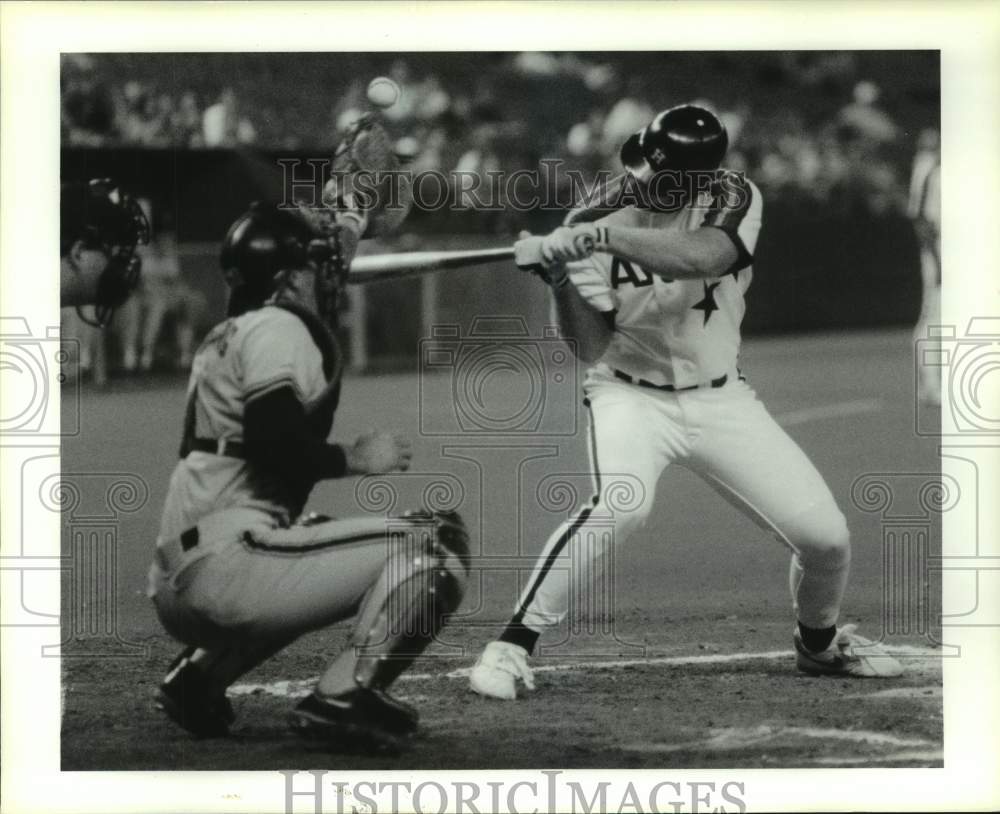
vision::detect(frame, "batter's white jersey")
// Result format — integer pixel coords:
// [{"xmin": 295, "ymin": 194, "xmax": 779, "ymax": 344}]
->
[
  {"xmin": 568, "ymin": 170, "xmax": 763, "ymax": 387},
  {"xmin": 158, "ymin": 305, "xmax": 334, "ymax": 546},
  {"xmin": 509, "ymin": 170, "xmax": 852, "ymax": 638}
]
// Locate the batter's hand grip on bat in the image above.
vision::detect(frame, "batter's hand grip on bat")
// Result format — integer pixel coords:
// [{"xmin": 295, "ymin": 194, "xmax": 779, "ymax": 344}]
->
[
  {"xmin": 574, "ymin": 233, "xmax": 596, "ymax": 255},
  {"xmin": 514, "ymin": 235, "xmax": 546, "ymax": 271}
]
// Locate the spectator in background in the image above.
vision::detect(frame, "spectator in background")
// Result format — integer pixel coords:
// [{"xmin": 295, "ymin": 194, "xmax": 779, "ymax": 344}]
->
[
  {"xmin": 566, "ymin": 108, "xmax": 607, "ymax": 161},
  {"xmin": 454, "ymin": 125, "xmax": 502, "ymax": 209},
  {"xmin": 203, "ymin": 87, "xmax": 257, "ymax": 148},
  {"xmin": 62, "ymin": 307, "xmax": 109, "ymax": 387},
  {"xmin": 172, "ymin": 91, "xmax": 205, "ymax": 148},
  {"xmin": 407, "ymin": 126, "xmax": 449, "ymax": 175},
  {"xmin": 600, "ymin": 76, "xmax": 654, "ymax": 156},
  {"xmin": 119, "ymin": 204, "xmax": 207, "ymax": 373},
  {"xmin": 62, "ymin": 55, "xmax": 116, "ymax": 146},
  {"xmin": 119, "ymin": 82, "xmax": 169, "ymax": 146},
  {"xmin": 414, "ymin": 74, "xmax": 451, "ymax": 122},
  {"xmin": 838, "ymin": 80, "xmax": 898, "ymax": 144}
]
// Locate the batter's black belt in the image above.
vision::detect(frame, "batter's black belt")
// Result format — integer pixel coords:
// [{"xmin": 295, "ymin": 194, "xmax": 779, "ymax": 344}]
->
[
  {"xmin": 189, "ymin": 437, "xmax": 245, "ymax": 458},
  {"xmin": 613, "ymin": 369, "xmax": 731, "ymax": 392}
]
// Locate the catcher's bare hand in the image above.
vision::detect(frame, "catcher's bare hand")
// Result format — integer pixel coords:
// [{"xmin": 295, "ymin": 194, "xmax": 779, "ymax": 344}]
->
[{"xmin": 346, "ymin": 430, "xmax": 413, "ymax": 474}]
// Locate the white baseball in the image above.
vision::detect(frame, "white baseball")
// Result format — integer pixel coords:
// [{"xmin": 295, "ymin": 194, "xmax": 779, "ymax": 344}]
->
[{"xmin": 366, "ymin": 76, "xmax": 401, "ymax": 109}]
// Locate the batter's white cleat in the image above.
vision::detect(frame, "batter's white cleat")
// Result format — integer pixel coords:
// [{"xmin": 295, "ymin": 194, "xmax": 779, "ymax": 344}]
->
[
  {"xmin": 469, "ymin": 641, "xmax": 535, "ymax": 700},
  {"xmin": 794, "ymin": 624, "xmax": 904, "ymax": 678}
]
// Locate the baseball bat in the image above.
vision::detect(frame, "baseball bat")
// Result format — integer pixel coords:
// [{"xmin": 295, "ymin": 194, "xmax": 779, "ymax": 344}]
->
[
  {"xmin": 347, "ymin": 247, "xmax": 515, "ymax": 282},
  {"xmin": 346, "ymin": 230, "xmax": 601, "ymax": 283}
]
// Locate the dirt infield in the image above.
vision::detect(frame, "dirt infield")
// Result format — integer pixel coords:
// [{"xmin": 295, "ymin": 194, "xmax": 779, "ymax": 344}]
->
[{"xmin": 59, "ymin": 329, "xmax": 944, "ymax": 771}]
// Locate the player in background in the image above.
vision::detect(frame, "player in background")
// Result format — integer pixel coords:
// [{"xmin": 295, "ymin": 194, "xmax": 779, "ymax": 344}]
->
[
  {"xmin": 908, "ymin": 128, "xmax": 941, "ymax": 406},
  {"xmin": 61, "ymin": 178, "xmax": 150, "ymax": 325},
  {"xmin": 148, "ymin": 201, "xmax": 469, "ymax": 751},
  {"xmin": 470, "ymin": 104, "xmax": 904, "ymax": 701}
]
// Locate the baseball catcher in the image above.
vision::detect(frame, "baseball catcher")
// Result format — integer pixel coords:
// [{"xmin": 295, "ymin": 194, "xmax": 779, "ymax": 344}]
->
[
  {"xmin": 149, "ymin": 130, "xmax": 466, "ymax": 750},
  {"xmin": 470, "ymin": 104, "xmax": 904, "ymax": 701},
  {"xmin": 60, "ymin": 177, "xmax": 150, "ymax": 326}
]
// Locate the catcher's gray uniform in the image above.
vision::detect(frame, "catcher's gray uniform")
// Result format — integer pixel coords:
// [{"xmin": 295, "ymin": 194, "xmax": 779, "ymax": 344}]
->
[{"xmin": 149, "ymin": 306, "xmax": 407, "ymax": 644}]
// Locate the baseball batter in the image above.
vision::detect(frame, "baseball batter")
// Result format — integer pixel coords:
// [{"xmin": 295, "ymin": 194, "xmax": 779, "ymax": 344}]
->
[
  {"xmin": 471, "ymin": 104, "xmax": 903, "ymax": 700},
  {"xmin": 149, "ymin": 203, "xmax": 469, "ymax": 750}
]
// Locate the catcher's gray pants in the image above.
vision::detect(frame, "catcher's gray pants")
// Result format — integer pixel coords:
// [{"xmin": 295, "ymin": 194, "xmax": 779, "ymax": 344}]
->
[{"xmin": 148, "ymin": 507, "xmax": 402, "ymax": 646}]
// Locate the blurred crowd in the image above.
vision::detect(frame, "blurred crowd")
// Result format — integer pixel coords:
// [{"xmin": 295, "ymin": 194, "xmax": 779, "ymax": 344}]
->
[
  {"xmin": 62, "ymin": 51, "xmax": 937, "ymax": 382},
  {"xmin": 63, "ymin": 51, "xmax": 929, "ymax": 215},
  {"xmin": 63, "ymin": 55, "xmax": 257, "ymax": 149}
]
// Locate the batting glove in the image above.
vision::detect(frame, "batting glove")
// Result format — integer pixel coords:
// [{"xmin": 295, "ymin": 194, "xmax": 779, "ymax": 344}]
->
[
  {"xmin": 540, "ymin": 224, "xmax": 610, "ymax": 265},
  {"xmin": 515, "ymin": 231, "xmax": 569, "ymax": 288}
]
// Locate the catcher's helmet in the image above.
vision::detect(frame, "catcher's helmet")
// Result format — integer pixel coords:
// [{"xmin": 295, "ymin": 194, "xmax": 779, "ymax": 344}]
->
[
  {"xmin": 619, "ymin": 104, "xmax": 729, "ymax": 181},
  {"xmin": 220, "ymin": 202, "xmax": 348, "ymax": 322}
]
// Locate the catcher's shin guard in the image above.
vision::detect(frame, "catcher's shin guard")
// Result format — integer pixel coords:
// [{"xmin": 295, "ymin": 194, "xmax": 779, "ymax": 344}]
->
[{"xmin": 350, "ymin": 510, "xmax": 470, "ymax": 689}]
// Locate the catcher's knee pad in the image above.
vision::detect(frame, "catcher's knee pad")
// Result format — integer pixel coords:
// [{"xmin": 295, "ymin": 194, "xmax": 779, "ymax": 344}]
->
[{"xmin": 351, "ymin": 510, "xmax": 470, "ymax": 688}]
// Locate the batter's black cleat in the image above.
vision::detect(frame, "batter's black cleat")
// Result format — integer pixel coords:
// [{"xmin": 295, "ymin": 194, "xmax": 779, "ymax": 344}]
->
[
  {"xmin": 288, "ymin": 688, "xmax": 419, "ymax": 753},
  {"xmin": 156, "ymin": 648, "xmax": 235, "ymax": 738}
]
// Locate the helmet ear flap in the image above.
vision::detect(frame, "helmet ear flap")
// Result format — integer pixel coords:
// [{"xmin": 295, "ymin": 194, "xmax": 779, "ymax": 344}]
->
[{"xmin": 619, "ymin": 131, "xmax": 648, "ymax": 178}]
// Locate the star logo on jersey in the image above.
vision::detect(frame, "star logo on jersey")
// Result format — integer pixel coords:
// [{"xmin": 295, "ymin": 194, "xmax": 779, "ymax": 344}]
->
[{"xmin": 692, "ymin": 281, "xmax": 721, "ymax": 325}]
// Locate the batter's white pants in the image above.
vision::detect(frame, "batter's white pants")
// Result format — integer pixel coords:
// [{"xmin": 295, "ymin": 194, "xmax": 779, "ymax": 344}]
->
[{"xmin": 513, "ymin": 366, "xmax": 851, "ymax": 633}]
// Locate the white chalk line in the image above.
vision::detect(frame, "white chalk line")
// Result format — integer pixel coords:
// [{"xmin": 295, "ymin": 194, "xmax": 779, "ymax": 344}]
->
[
  {"xmin": 229, "ymin": 643, "xmax": 942, "ymax": 698},
  {"xmin": 625, "ymin": 725, "xmax": 942, "ymax": 766},
  {"xmin": 846, "ymin": 684, "xmax": 943, "ymax": 700},
  {"xmin": 802, "ymin": 750, "xmax": 944, "ymax": 766},
  {"xmin": 627, "ymin": 724, "xmax": 937, "ymax": 754},
  {"xmin": 775, "ymin": 398, "xmax": 884, "ymax": 427}
]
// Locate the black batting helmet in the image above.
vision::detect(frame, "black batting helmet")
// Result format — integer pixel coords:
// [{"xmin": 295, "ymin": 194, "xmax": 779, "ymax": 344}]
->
[{"xmin": 620, "ymin": 104, "xmax": 729, "ymax": 181}]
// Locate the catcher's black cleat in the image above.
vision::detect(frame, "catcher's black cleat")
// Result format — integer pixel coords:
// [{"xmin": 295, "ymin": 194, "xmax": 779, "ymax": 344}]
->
[
  {"xmin": 370, "ymin": 687, "xmax": 419, "ymax": 733},
  {"xmin": 288, "ymin": 688, "xmax": 418, "ymax": 753},
  {"xmin": 156, "ymin": 648, "xmax": 235, "ymax": 738}
]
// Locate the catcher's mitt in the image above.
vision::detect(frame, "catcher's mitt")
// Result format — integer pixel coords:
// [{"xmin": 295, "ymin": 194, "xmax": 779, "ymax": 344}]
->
[{"xmin": 323, "ymin": 114, "xmax": 412, "ymax": 238}]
